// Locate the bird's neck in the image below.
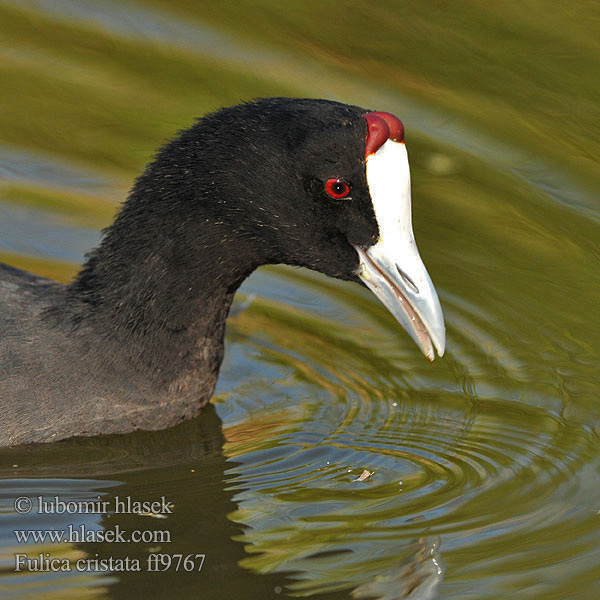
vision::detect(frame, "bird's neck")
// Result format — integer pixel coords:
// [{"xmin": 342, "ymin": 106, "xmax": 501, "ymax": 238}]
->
[{"xmin": 54, "ymin": 208, "xmax": 262, "ymax": 405}]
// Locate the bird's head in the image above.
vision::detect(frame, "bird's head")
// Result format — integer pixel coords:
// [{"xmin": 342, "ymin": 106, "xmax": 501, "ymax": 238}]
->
[
  {"xmin": 192, "ymin": 98, "xmax": 445, "ymax": 360},
  {"xmin": 118, "ymin": 98, "xmax": 445, "ymax": 360}
]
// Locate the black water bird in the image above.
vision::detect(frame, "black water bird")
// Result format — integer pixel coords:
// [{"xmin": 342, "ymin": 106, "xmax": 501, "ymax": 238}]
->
[{"xmin": 0, "ymin": 98, "xmax": 444, "ymax": 446}]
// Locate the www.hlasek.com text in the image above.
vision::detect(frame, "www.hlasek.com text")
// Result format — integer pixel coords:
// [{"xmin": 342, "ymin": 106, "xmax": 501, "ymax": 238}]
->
[{"xmin": 14, "ymin": 524, "xmax": 170, "ymax": 545}]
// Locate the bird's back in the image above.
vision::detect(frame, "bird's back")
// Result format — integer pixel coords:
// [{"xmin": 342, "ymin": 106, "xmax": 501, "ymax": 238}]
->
[
  {"xmin": 0, "ymin": 264, "xmax": 70, "ymax": 443},
  {"xmin": 0, "ymin": 262, "xmax": 64, "ymax": 373},
  {"xmin": 0, "ymin": 263, "xmax": 213, "ymax": 446},
  {"xmin": 0, "ymin": 265, "xmax": 127, "ymax": 445}
]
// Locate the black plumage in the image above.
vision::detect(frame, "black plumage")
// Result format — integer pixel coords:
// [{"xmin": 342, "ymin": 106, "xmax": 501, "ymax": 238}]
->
[{"xmin": 1, "ymin": 98, "xmax": 384, "ymax": 446}]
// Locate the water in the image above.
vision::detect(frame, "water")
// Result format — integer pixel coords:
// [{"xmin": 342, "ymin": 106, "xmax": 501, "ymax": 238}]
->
[{"xmin": 1, "ymin": 1, "xmax": 599, "ymax": 598}]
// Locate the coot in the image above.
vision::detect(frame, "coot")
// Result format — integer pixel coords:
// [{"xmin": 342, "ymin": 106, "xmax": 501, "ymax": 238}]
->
[{"xmin": 0, "ymin": 98, "xmax": 444, "ymax": 446}]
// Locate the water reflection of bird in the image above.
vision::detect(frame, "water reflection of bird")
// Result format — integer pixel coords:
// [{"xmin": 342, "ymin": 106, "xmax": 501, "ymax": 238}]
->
[{"xmin": 0, "ymin": 98, "xmax": 444, "ymax": 446}]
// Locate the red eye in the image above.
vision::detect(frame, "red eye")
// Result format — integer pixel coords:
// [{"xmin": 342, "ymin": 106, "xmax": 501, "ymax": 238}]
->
[{"xmin": 324, "ymin": 178, "xmax": 351, "ymax": 199}]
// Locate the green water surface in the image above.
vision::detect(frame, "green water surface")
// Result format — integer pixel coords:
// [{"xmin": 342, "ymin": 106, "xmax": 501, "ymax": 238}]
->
[{"xmin": 1, "ymin": 1, "xmax": 599, "ymax": 598}]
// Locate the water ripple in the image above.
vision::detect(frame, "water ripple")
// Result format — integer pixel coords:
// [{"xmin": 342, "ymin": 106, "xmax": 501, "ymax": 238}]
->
[{"xmin": 217, "ymin": 287, "xmax": 598, "ymax": 596}]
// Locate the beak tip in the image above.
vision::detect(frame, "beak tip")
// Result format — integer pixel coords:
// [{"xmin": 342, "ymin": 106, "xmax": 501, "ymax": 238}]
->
[
  {"xmin": 424, "ymin": 328, "xmax": 445, "ymax": 362},
  {"xmin": 424, "ymin": 343, "xmax": 442, "ymax": 362},
  {"xmin": 422, "ymin": 336, "xmax": 436, "ymax": 362},
  {"xmin": 433, "ymin": 336, "xmax": 446, "ymax": 360}
]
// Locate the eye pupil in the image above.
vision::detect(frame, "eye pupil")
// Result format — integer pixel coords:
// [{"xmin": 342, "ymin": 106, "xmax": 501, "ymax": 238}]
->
[{"xmin": 325, "ymin": 178, "xmax": 351, "ymax": 199}]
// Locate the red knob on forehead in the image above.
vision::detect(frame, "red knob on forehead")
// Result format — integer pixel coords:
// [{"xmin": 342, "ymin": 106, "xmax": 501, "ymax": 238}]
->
[
  {"xmin": 371, "ymin": 112, "xmax": 404, "ymax": 143},
  {"xmin": 362, "ymin": 111, "xmax": 405, "ymax": 159}
]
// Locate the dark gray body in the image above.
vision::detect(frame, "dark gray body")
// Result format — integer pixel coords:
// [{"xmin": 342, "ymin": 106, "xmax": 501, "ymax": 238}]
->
[{"xmin": 0, "ymin": 263, "xmax": 228, "ymax": 445}]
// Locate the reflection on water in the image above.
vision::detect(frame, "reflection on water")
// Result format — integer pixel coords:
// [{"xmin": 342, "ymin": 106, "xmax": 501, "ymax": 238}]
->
[
  {"xmin": 0, "ymin": 478, "xmax": 120, "ymax": 599},
  {"xmin": 216, "ymin": 272, "xmax": 599, "ymax": 596},
  {"xmin": 1, "ymin": 1, "xmax": 599, "ymax": 599},
  {"xmin": 352, "ymin": 536, "xmax": 444, "ymax": 600}
]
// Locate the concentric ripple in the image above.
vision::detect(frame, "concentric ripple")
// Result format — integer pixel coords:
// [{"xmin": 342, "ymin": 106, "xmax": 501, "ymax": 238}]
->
[{"xmin": 214, "ymin": 266, "xmax": 600, "ymax": 597}]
